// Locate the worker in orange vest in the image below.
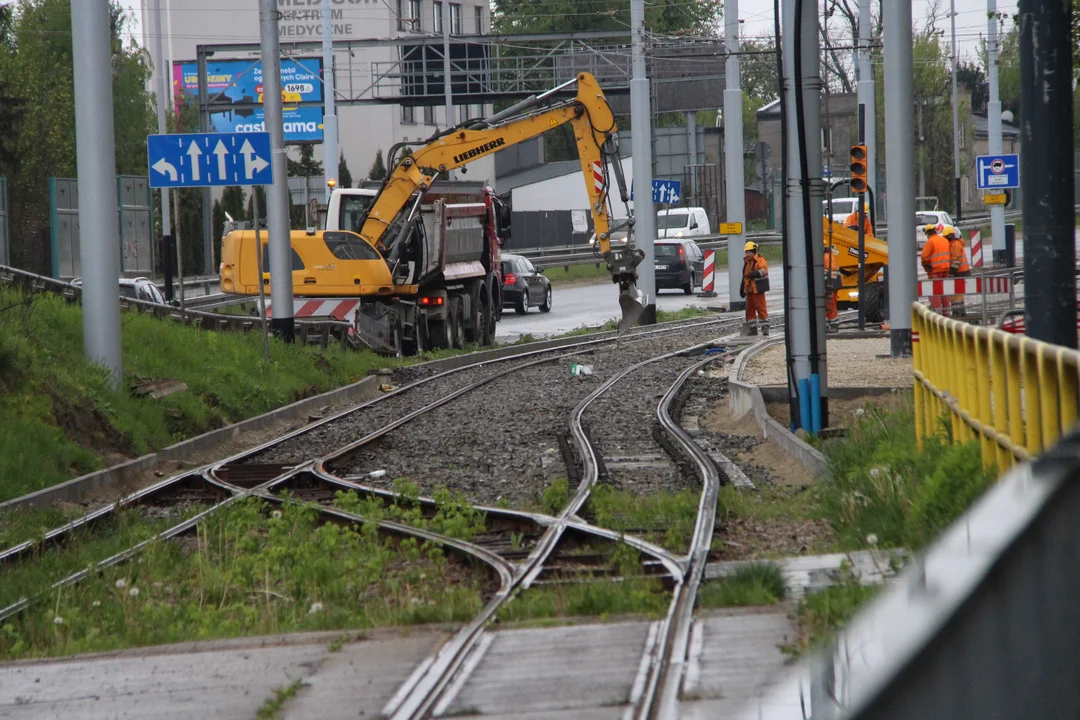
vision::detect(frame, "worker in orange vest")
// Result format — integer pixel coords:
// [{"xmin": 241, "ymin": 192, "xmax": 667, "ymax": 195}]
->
[
  {"xmin": 824, "ymin": 245, "xmax": 840, "ymax": 327},
  {"xmin": 945, "ymin": 225, "xmax": 971, "ymax": 316},
  {"xmin": 843, "ymin": 201, "xmax": 873, "ymax": 237},
  {"xmin": 921, "ymin": 224, "xmax": 951, "ymax": 314},
  {"xmin": 741, "ymin": 241, "xmax": 770, "ymax": 335}
]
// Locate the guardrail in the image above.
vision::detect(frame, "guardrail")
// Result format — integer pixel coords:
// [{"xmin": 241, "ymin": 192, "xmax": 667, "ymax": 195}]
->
[
  {"xmin": 912, "ymin": 301, "xmax": 1079, "ymax": 470},
  {"xmin": 514, "ymin": 232, "xmax": 782, "ymax": 267},
  {"xmin": 0, "ymin": 265, "xmax": 355, "ymax": 351}
]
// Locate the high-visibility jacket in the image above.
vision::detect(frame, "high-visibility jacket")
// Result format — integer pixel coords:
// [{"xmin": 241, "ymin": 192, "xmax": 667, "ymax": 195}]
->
[
  {"xmin": 742, "ymin": 253, "xmax": 769, "ymax": 295},
  {"xmin": 824, "ymin": 249, "xmax": 841, "ymax": 289},
  {"xmin": 921, "ymin": 234, "xmax": 950, "ymax": 274},
  {"xmin": 949, "ymin": 239, "xmax": 971, "ymax": 274},
  {"xmin": 843, "ymin": 210, "xmax": 873, "ymax": 237}
]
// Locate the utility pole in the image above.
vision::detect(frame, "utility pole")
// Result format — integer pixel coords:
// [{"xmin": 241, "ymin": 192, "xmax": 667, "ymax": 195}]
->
[
  {"xmin": 987, "ymin": 0, "xmax": 1006, "ymax": 265},
  {"xmin": 441, "ymin": 0, "xmax": 455, "ymax": 179},
  {"xmin": 857, "ymin": 0, "xmax": 876, "ymax": 204},
  {"xmin": 71, "ymin": 0, "xmax": 122, "ymax": 387},
  {"xmin": 152, "ymin": 0, "xmax": 174, "ymax": 302},
  {"xmin": 1018, "ymin": 0, "xmax": 1076, "ymax": 347},
  {"xmin": 883, "ymin": 0, "xmax": 915, "ymax": 356},
  {"xmin": 950, "ymin": 0, "xmax": 962, "ymax": 220},
  {"xmin": 782, "ymin": 0, "xmax": 827, "ymax": 431},
  {"xmin": 630, "ymin": 0, "xmax": 656, "ymax": 324},
  {"xmin": 322, "ymin": 0, "xmax": 337, "ymax": 199},
  {"xmin": 724, "ymin": 0, "xmax": 746, "ymax": 311},
  {"xmin": 259, "ymin": 0, "xmax": 295, "ymax": 342}
]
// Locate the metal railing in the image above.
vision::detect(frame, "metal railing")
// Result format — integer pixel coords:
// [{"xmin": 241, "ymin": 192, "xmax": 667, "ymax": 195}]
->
[
  {"xmin": 513, "ymin": 232, "xmax": 782, "ymax": 266},
  {"xmin": 912, "ymin": 302, "xmax": 1080, "ymax": 470}
]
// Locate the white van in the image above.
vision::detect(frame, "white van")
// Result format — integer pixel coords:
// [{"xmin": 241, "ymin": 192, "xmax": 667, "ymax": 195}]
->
[
  {"xmin": 656, "ymin": 207, "xmax": 711, "ymax": 238},
  {"xmin": 823, "ymin": 197, "xmax": 859, "ymax": 224}
]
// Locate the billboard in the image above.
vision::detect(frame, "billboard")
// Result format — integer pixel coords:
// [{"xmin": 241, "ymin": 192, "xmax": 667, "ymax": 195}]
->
[{"xmin": 172, "ymin": 57, "xmax": 325, "ymax": 143}]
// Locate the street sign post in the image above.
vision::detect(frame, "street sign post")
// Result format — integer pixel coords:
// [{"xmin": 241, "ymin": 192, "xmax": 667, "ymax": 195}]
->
[
  {"xmin": 147, "ymin": 132, "xmax": 274, "ymax": 188},
  {"xmin": 976, "ymin": 153, "xmax": 1020, "ymax": 190},
  {"xmin": 630, "ymin": 178, "xmax": 683, "ymax": 204}
]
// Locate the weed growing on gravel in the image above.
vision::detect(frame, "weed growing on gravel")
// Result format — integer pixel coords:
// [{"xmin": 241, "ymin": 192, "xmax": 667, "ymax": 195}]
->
[
  {"xmin": 697, "ymin": 563, "xmax": 787, "ymax": 608},
  {"xmin": 788, "ymin": 562, "xmax": 880, "ymax": 656},
  {"xmin": 818, "ymin": 403, "xmax": 996, "ymax": 550},
  {"xmin": 586, "ymin": 485, "xmax": 701, "ymax": 553},
  {"xmin": 332, "ymin": 482, "xmax": 487, "ymax": 541},
  {"xmin": 257, "ymin": 678, "xmax": 303, "ymax": 719},
  {"xmin": 0, "ymin": 497, "xmax": 485, "ymax": 660},
  {"xmin": 539, "ymin": 479, "xmax": 570, "ymax": 516}
]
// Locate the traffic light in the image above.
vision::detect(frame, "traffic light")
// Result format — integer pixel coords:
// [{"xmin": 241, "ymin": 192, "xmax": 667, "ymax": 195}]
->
[{"xmin": 850, "ymin": 144, "xmax": 868, "ymax": 194}]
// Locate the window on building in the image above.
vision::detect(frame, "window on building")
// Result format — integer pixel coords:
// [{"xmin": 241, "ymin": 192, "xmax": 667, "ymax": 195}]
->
[
  {"xmin": 475, "ymin": 5, "xmax": 484, "ymax": 33},
  {"xmin": 449, "ymin": 3, "xmax": 461, "ymax": 34},
  {"xmin": 423, "ymin": 105, "xmax": 435, "ymax": 125},
  {"xmin": 402, "ymin": 105, "xmax": 415, "ymax": 124},
  {"xmin": 433, "ymin": 1, "xmax": 443, "ymax": 33},
  {"xmin": 397, "ymin": 0, "xmax": 419, "ymax": 31}
]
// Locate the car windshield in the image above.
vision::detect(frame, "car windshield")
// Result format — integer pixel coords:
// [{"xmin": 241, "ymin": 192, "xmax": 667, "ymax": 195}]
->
[
  {"xmin": 657, "ymin": 213, "xmax": 690, "ymax": 230},
  {"xmin": 339, "ymin": 194, "xmax": 375, "ymax": 234},
  {"xmin": 655, "ymin": 244, "xmax": 680, "ymax": 257},
  {"xmin": 501, "ymin": 260, "xmax": 514, "ymax": 275}
]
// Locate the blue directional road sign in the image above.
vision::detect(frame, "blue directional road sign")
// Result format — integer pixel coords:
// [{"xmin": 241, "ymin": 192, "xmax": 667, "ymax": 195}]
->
[
  {"xmin": 630, "ymin": 178, "xmax": 682, "ymax": 204},
  {"xmin": 147, "ymin": 132, "xmax": 274, "ymax": 189},
  {"xmin": 976, "ymin": 153, "xmax": 1020, "ymax": 190}
]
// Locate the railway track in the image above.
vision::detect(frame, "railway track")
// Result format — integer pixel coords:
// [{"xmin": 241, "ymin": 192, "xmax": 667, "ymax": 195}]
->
[{"xmin": 0, "ymin": 312, "xmax": 781, "ymax": 717}]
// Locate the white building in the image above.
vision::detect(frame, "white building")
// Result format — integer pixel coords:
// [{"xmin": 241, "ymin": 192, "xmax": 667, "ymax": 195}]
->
[{"xmin": 140, "ymin": 0, "xmax": 496, "ymax": 186}]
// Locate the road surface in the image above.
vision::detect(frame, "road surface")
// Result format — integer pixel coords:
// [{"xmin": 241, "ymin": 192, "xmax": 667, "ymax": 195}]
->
[{"xmin": 496, "ymin": 267, "xmax": 786, "ymax": 342}]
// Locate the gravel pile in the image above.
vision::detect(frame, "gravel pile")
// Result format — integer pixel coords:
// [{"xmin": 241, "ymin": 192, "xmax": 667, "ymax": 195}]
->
[{"xmin": 742, "ymin": 337, "xmax": 912, "ymax": 388}]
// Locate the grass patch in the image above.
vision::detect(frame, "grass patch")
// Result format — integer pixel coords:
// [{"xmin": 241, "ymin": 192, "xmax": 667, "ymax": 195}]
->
[
  {"xmin": 0, "ymin": 285, "xmax": 399, "ymax": 504},
  {"xmin": 817, "ymin": 402, "xmax": 997, "ymax": 550},
  {"xmin": 539, "ymin": 478, "xmax": 570, "ymax": 516},
  {"xmin": 713, "ymin": 483, "xmax": 839, "ymax": 559},
  {"xmin": 538, "ymin": 264, "xmax": 612, "ymax": 286},
  {"xmin": 0, "ymin": 497, "xmax": 485, "ymax": 660},
  {"xmin": 789, "ymin": 563, "xmax": 880, "ymax": 656},
  {"xmin": 332, "ymin": 481, "xmax": 487, "ymax": 541},
  {"xmin": 257, "ymin": 679, "xmax": 303, "ymax": 719},
  {"xmin": 697, "ymin": 563, "xmax": 787, "ymax": 608},
  {"xmin": 586, "ymin": 485, "xmax": 701, "ymax": 553},
  {"xmin": 549, "ymin": 305, "xmax": 714, "ymax": 340}
]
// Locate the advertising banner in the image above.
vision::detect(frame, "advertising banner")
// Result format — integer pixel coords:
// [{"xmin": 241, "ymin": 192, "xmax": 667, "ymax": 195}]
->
[{"xmin": 172, "ymin": 57, "xmax": 324, "ymax": 143}]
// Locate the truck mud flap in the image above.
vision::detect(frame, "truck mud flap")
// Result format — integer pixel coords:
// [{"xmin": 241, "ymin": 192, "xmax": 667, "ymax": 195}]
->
[{"xmin": 352, "ymin": 303, "xmax": 400, "ymax": 355}]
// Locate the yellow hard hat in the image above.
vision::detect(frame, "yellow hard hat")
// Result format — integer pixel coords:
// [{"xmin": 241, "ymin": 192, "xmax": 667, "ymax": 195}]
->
[
  {"xmin": 922, "ymin": 224, "xmax": 938, "ymax": 235},
  {"xmin": 942, "ymin": 225, "xmax": 959, "ymax": 239},
  {"xmin": 744, "ymin": 241, "xmax": 759, "ymax": 252}
]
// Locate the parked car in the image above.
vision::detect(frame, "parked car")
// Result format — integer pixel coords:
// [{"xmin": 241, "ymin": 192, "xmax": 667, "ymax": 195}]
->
[
  {"xmin": 916, "ymin": 211, "xmax": 955, "ymax": 250},
  {"xmin": 70, "ymin": 276, "xmax": 169, "ymax": 305},
  {"xmin": 501, "ymin": 253, "xmax": 552, "ymax": 314},
  {"xmin": 654, "ymin": 238, "xmax": 705, "ymax": 294},
  {"xmin": 656, "ymin": 207, "xmax": 712, "ymax": 238}
]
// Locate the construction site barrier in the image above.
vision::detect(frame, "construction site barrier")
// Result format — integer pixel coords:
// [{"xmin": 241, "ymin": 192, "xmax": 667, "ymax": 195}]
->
[{"xmin": 912, "ymin": 302, "xmax": 1080, "ymax": 470}]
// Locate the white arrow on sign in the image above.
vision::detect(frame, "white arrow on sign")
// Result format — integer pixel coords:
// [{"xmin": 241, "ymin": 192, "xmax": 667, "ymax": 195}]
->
[
  {"xmin": 151, "ymin": 157, "xmax": 178, "ymax": 181},
  {"xmin": 668, "ymin": 188, "xmax": 680, "ymax": 203},
  {"xmin": 212, "ymin": 140, "xmax": 229, "ymax": 180},
  {"xmin": 186, "ymin": 141, "xmax": 202, "ymax": 181},
  {"xmin": 240, "ymin": 139, "xmax": 269, "ymax": 180}
]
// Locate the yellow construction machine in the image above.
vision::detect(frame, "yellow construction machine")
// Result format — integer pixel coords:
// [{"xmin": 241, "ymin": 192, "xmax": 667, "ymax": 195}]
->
[{"xmin": 822, "ymin": 217, "xmax": 889, "ymax": 322}]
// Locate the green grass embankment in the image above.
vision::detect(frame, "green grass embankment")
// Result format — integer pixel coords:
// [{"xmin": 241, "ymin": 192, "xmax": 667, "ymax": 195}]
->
[
  {"xmin": 536, "ymin": 244, "xmax": 783, "ymax": 287},
  {"xmin": 0, "ymin": 286, "xmax": 391, "ymax": 503}
]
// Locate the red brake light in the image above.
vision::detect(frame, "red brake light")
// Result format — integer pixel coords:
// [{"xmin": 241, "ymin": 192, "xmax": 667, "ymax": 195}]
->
[
  {"xmin": 678, "ymin": 245, "xmax": 686, "ymax": 258},
  {"xmin": 504, "ymin": 272, "xmax": 517, "ymax": 286},
  {"xmin": 419, "ymin": 296, "xmax": 444, "ymax": 306}
]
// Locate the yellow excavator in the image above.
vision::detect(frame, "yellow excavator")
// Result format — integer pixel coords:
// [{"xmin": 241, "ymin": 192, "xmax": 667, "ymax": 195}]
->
[{"xmin": 220, "ymin": 72, "xmax": 646, "ymax": 354}]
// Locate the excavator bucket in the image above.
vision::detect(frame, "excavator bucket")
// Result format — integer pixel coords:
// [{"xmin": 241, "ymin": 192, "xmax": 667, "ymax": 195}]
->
[{"xmin": 617, "ymin": 282, "xmax": 645, "ymax": 330}]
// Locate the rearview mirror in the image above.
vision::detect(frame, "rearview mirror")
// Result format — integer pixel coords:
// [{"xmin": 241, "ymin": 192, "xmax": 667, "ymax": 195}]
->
[
  {"xmin": 534, "ymin": 266, "xmax": 545, "ymax": 274},
  {"xmin": 690, "ymin": 220, "xmax": 698, "ymax": 230}
]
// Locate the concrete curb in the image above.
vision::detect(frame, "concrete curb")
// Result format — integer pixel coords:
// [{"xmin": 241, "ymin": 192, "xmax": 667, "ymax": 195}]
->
[
  {"xmin": 1, "ymin": 317, "xmax": 725, "ymax": 512},
  {"xmin": 727, "ymin": 337, "xmax": 829, "ymax": 477}
]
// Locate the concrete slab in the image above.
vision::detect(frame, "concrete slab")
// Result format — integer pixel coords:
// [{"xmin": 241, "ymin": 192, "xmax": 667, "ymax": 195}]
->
[
  {"xmin": 705, "ymin": 549, "xmax": 906, "ymax": 599},
  {"xmin": 438, "ymin": 621, "xmax": 655, "ymax": 717},
  {"xmin": 285, "ymin": 632, "xmax": 446, "ymax": 719},
  {"xmin": 678, "ymin": 609, "xmax": 794, "ymax": 719}
]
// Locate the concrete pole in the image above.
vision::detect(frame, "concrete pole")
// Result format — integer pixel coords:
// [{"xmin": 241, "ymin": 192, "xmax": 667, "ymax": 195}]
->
[
  {"xmin": 259, "ymin": 0, "xmax": 295, "ymax": 342},
  {"xmin": 782, "ymin": 0, "xmax": 826, "ymax": 418},
  {"xmin": 321, "ymin": 0, "xmax": 337, "ymax": 199},
  {"xmin": 724, "ymin": 0, "xmax": 746, "ymax": 310},
  {"xmin": 630, "ymin": 0, "xmax": 656, "ymax": 324},
  {"xmin": 71, "ymin": 0, "xmax": 122, "ymax": 387},
  {"xmin": 441, "ymin": 0, "xmax": 455, "ymax": 179},
  {"xmin": 152, "ymin": 0, "xmax": 173, "ymax": 292},
  {"xmin": 987, "ymin": 0, "xmax": 1006, "ymax": 256},
  {"xmin": 950, "ymin": 0, "xmax": 962, "ymax": 219},
  {"xmin": 857, "ymin": 0, "xmax": 876, "ymax": 204},
  {"xmin": 884, "ymin": 0, "xmax": 916, "ymax": 356}
]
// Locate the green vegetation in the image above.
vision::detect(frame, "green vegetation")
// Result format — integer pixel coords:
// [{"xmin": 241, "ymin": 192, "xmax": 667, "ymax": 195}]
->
[
  {"xmin": 0, "ymin": 497, "xmax": 485, "ymax": 660},
  {"xmin": 697, "ymin": 563, "xmax": 787, "ymax": 608},
  {"xmin": 817, "ymin": 403, "xmax": 996, "ymax": 550},
  {"xmin": 714, "ymin": 483, "xmax": 839, "ymax": 559},
  {"xmin": 0, "ymin": 286, "xmax": 392, "ymax": 503},
  {"xmin": 587, "ymin": 485, "xmax": 701, "ymax": 553},
  {"xmin": 257, "ymin": 679, "xmax": 303, "ymax": 720},
  {"xmin": 550, "ymin": 305, "xmax": 715, "ymax": 340},
  {"xmin": 539, "ymin": 478, "xmax": 570, "ymax": 516},
  {"xmin": 540, "ymin": 264, "xmax": 612, "ymax": 286},
  {"xmin": 333, "ymin": 482, "xmax": 487, "ymax": 541},
  {"xmin": 790, "ymin": 563, "xmax": 881, "ymax": 655}
]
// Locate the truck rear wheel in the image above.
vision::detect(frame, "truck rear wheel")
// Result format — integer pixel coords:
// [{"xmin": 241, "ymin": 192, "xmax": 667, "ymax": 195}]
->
[
  {"xmin": 465, "ymin": 282, "xmax": 486, "ymax": 343},
  {"xmin": 430, "ymin": 314, "xmax": 453, "ymax": 349},
  {"xmin": 863, "ymin": 282, "xmax": 885, "ymax": 323},
  {"xmin": 482, "ymin": 285, "xmax": 496, "ymax": 346},
  {"xmin": 449, "ymin": 296, "xmax": 465, "ymax": 349}
]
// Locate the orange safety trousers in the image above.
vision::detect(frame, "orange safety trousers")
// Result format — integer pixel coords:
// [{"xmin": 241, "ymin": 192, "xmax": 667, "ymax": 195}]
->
[
  {"xmin": 928, "ymin": 270, "xmax": 950, "ymax": 314},
  {"xmin": 745, "ymin": 292, "xmax": 768, "ymax": 321},
  {"xmin": 826, "ymin": 290, "xmax": 838, "ymax": 320}
]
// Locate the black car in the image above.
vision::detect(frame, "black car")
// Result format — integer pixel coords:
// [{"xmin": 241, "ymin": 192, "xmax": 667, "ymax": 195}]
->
[
  {"xmin": 654, "ymin": 239, "xmax": 705, "ymax": 294},
  {"xmin": 501, "ymin": 253, "xmax": 552, "ymax": 314}
]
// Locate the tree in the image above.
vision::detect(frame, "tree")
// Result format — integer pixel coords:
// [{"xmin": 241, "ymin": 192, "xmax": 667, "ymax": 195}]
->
[
  {"xmin": 368, "ymin": 149, "xmax": 387, "ymax": 181},
  {"xmin": 287, "ymin": 144, "xmax": 323, "ymax": 177},
  {"xmin": 338, "ymin": 151, "xmax": 353, "ymax": 189}
]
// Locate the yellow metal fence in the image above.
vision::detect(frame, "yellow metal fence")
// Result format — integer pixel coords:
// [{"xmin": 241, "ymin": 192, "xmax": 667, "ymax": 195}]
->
[{"xmin": 912, "ymin": 303, "xmax": 1080, "ymax": 470}]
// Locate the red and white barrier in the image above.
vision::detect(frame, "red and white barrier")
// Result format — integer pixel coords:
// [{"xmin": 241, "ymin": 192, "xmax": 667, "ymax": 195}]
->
[
  {"xmin": 264, "ymin": 298, "xmax": 360, "ymax": 321},
  {"xmin": 970, "ymin": 230, "xmax": 984, "ymax": 268},
  {"xmin": 918, "ymin": 277, "xmax": 1011, "ymax": 296},
  {"xmin": 702, "ymin": 250, "xmax": 715, "ymax": 293}
]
